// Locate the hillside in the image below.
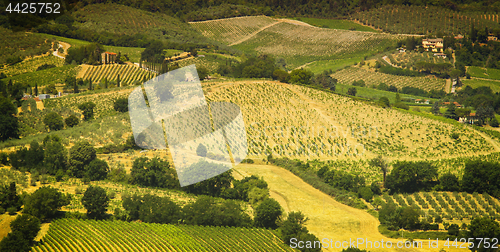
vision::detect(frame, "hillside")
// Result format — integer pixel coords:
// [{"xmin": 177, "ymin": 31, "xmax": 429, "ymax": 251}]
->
[
  {"xmin": 190, "ymin": 16, "xmax": 404, "ymax": 69},
  {"xmin": 352, "ymin": 5, "xmax": 500, "ymax": 35}
]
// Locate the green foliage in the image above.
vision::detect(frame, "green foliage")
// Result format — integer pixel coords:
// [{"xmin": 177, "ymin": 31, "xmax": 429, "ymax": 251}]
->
[
  {"xmin": 65, "ymin": 43, "xmax": 105, "ymax": 65},
  {"xmin": 85, "ymin": 159, "xmax": 109, "ymax": 181},
  {"xmin": 64, "ymin": 114, "xmax": 79, "ymax": 127},
  {"xmin": 23, "ymin": 186, "xmax": 70, "ymax": 221},
  {"xmin": 81, "ymin": 186, "xmax": 109, "ymax": 219},
  {"xmin": 280, "ymin": 211, "xmax": 320, "ymax": 252},
  {"xmin": 347, "ymin": 87, "xmax": 357, "ymax": 96},
  {"xmin": 467, "ymin": 217, "xmax": 500, "ymax": 251},
  {"xmin": 0, "ymin": 182, "xmax": 22, "ymax": 211},
  {"xmin": 254, "ymin": 198, "xmax": 282, "ymax": 229},
  {"xmin": 0, "ymin": 95, "xmax": 19, "ymax": 141},
  {"xmin": 272, "ymin": 69, "xmax": 290, "ymax": 83},
  {"xmin": 182, "ymin": 195, "xmax": 252, "ymax": 227},
  {"xmin": 352, "ymin": 80, "xmax": 366, "ymax": 87},
  {"xmin": 113, "ymin": 98, "xmax": 128, "ymax": 113},
  {"xmin": 197, "ymin": 66, "xmax": 209, "ymax": 80},
  {"xmin": 311, "ymin": 70, "xmax": 336, "ymax": 90},
  {"xmin": 196, "ymin": 143, "xmax": 207, "ymax": 157},
  {"xmin": 77, "ymin": 101, "xmax": 96, "ymax": 121},
  {"xmin": 379, "ymin": 203, "xmax": 421, "ymax": 231},
  {"xmin": 42, "ymin": 135, "xmax": 67, "ymax": 175},
  {"xmin": 130, "ymin": 157, "xmax": 179, "ymax": 189},
  {"xmin": 358, "ymin": 186, "xmax": 373, "ymax": 201},
  {"xmin": 123, "ymin": 193, "xmax": 181, "ymax": 224},
  {"xmin": 43, "ymin": 112, "xmax": 64, "ymax": 131},
  {"xmin": 233, "ymin": 55, "xmax": 275, "ymax": 79},
  {"xmin": 462, "ymin": 160, "xmax": 500, "ymax": 197},
  {"xmin": 437, "ymin": 173, "xmax": 460, "ymax": 192},
  {"xmin": 182, "ymin": 166, "xmax": 233, "ymax": 197},
  {"xmin": 0, "ymin": 231, "xmax": 31, "ymax": 252},
  {"xmin": 290, "ymin": 69, "xmax": 313, "ymax": 85},
  {"xmin": 9, "ymin": 214, "xmax": 41, "ymax": 241},
  {"xmin": 379, "ymin": 96, "xmax": 390, "ymax": 108},
  {"xmin": 386, "ymin": 161, "xmax": 438, "ymax": 193},
  {"xmin": 69, "ymin": 140, "xmax": 96, "ymax": 178}
]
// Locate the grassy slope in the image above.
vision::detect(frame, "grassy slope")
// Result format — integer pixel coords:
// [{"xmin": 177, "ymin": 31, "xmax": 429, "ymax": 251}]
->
[
  {"xmin": 467, "ymin": 66, "xmax": 500, "ymax": 80},
  {"xmin": 461, "ymin": 79, "xmax": 500, "ymax": 93},
  {"xmin": 72, "ymin": 3, "xmax": 209, "ymax": 45}
]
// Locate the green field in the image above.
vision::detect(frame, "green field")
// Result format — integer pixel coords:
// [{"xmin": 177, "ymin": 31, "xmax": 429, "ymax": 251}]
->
[
  {"xmin": 461, "ymin": 78, "xmax": 500, "ymax": 93},
  {"xmin": 467, "ymin": 66, "xmax": 500, "ymax": 80},
  {"xmin": 335, "ymin": 83, "xmax": 437, "ymax": 104},
  {"xmin": 32, "ymin": 218, "xmax": 294, "ymax": 252},
  {"xmin": 293, "ymin": 17, "xmax": 379, "ymax": 32}
]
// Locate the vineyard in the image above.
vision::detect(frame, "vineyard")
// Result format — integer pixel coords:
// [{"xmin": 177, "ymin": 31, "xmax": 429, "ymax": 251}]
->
[
  {"xmin": 79, "ymin": 64, "xmax": 156, "ymax": 86},
  {"xmin": 191, "ymin": 16, "xmax": 404, "ymax": 69},
  {"xmin": 205, "ymin": 81, "xmax": 493, "ymax": 162},
  {"xmin": 190, "ymin": 16, "xmax": 279, "ymax": 45},
  {"xmin": 31, "ymin": 219, "xmax": 293, "ymax": 252},
  {"xmin": 0, "ymin": 27, "xmax": 52, "ymax": 65},
  {"xmin": 351, "ymin": 5, "xmax": 500, "ymax": 35},
  {"xmin": 387, "ymin": 51, "xmax": 451, "ymax": 70},
  {"xmin": 382, "ymin": 191, "xmax": 500, "ymax": 224},
  {"xmin": 331, "ymin": 66, "xmax": 446, "ymax": 91},
  {"xmin": 467, "ymin": 66, "xmax": 500, "ymax": 80}
]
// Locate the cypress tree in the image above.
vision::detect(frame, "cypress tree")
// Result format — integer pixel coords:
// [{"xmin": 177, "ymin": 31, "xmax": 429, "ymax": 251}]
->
[{"xmin": 117, "ymin": 74, "xmax": 120, "ymax": 88}]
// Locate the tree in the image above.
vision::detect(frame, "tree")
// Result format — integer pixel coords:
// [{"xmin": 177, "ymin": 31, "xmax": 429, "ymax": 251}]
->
[
  {"xmin": 272, "ymin": 69, "xmax": 290, "ymax": 83},
  {"xmin": 347, "ymin": 87, "xmax": 357, "ymax": 96},
  {"xmin": 462, "ymin": 160, "xmax": 500, "ymax": 197},
  {"xmin": 280, "ymin": 211, "xmax": 320, "ymax": 252},
  {"xmin": 432, "ymin": 101, "xmax": 440, "ymax": 115},
  {"xmin": 0, "ymin": 231, "xmax": 31, "ymax": 252},
  {"xmin": 0, "ymin": 182, "xmax": 22, "ymax": 211},
  {"xmin": 0, "ymin": 95, "xmax": 19, "ymax": 141},
  {"xmin": 182, "ymin": 195, "xmax": 251, "ymax": 227},
  {"xmin": 357, "ymin": 186, "xmax": 373, "ymax": 201},
  {"xmin": 113, "ymin": 98, "xmax": 128, "ymax": 112},
  {"xmin": 254, "ymin": 198, "xmax": 282, "ymax": 229},
  {"xmin": 369, "ymin": 155, "xmax": 388, "ymax": 188},
  {"xmin": 81, "ymin": 186, "xmax": 109, "ymax": 219},
  {"xmin": 289, "ymin": 69, "xmax": 313, "ymax": 85},
  {"xmin": 43, "ymin": 135, "xmax": 67, "ymax": 175},
  {"xmin": 379, "ymin": 96, "xmax": 390, "ymax": 108},
  {"xmin": 43, "ymin": 112, "xmax": 64, "ymax": 131},
  {"xmin": 437, "ymin": 173, "xmax": 460, "ymax": 192},
  {"xmin": 85, "ymin": 159, "xmax": 109, "ymax": 181},
  {"xmin": 123, "ymin": 194, "xmax": 182, "ymax": 224},
  {"xmin": 116, "ymin": 74, "xmax": 120, "ymax": 88},
  {"xmin": 444, "ymin": 104, "xmax": 458, "ymax": 120},
  {"xmin": 197, "ymin": 66, "xmax": 209, "ymax": 80},
  {"xmin": 386, "ymin": 161, "xmax": 438, "ymax": 193},
  {"xmin": 23, "ymin": 186, "xmax": 70, "ymax": 221},
  {"xmin": 130, "ymin": 157, "xmax": 178, "ymax": 189},
  {"xmin": 65, "ymin": 115, "xmax": 79, "ymax": 127},
  {"xmin": 34, "ymin": 83, "xmax": 38, "ymax": 96},
  {"xmin": 77, "ymin": 101, "xmax": 96, "ymax": 120},
  {"xmin": 88, "ymin": 79, "xmax": 92, "ymax": 91},
  {"xmin": 69, "ymin": 140, "xmax": 96, "ymax": 178},
  {"xmin": 467, "ymin": 217, "xmax": 500, "ymax": 251},
  {"xmin": 9, "ymin": 214, "xmax": 40, "ymax": 241},
  {"xmin": 196, "ymin": 143, "xmax": 207, "ymax": 157}
]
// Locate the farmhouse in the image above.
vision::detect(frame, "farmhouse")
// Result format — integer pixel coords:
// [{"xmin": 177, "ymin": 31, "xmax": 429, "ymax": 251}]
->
[
  {"xmin": 102, "ymin": 52, "xmax": 117, "ymax": 64},
  {"xmin": 415, "ymin": 99, "xmax": 430, "ymax": 104},
  {"xmin": 459, "ymin": 113, "xmax": 478, "ymax": 124},
  {"xmin": 422, "ymin": 38, "xmax": 443, "ymax": 52}
]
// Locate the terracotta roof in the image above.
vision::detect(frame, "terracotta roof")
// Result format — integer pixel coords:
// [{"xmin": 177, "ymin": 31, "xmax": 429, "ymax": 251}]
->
[
  {"xmin": 104, "ymin": 52, "xmax": 117, "ymax": 55},
  {"xmin": 34, "ymin": 97, "xmax": 41, "ymax": 101},
  {"xmin": 469, "ymin": 113, "xmax": 476, "ymax": 117}
]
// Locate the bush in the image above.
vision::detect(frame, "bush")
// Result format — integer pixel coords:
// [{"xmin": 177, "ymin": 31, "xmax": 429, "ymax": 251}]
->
[
  {"xmin": 77, "ymin": 102, "xmax": 96, "ymax": 120},
  {"xmin": 394, "ymin": 102, "xmax": 409, "ymax": 110},
  {"xmin": 113, "ymin": 98, "xmax": 128, "ymax": 113},
  {"xmin": 85, "ymin": 159, "xmax": 109, "ymax": 181},
  {"xmin": 65, "ymin": 115, "xmax": 79, "ymax": 127},
  {"xmin": 7, "ymin": 206, "xmax": 17, "ymax": 215},
  {"xmin": 358, "ymin": 186, "xmax": 373, "ymax": 201},
  {"xmin": 43, "ymin": 112, "xmax": 64, "ymax": 131},
  {"xmin": 254, "ymin": 198, "xmax": 282, "ymax": 229},
  {"xmin": 196, "ymin": 144, "xmax": 207, "ymax": 157}
]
